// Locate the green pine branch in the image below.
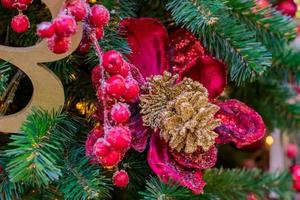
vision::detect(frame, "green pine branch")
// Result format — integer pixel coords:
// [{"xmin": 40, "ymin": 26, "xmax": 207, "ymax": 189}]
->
[
  {"xmin": 5, "ymin": 108, "xmax": 80, "ymax": 187},
  {"xmin": 166, "ymin": 0, "xmax": 272, "ymax": 84},
  {"xmin": 0, "ymin": 61, "xmax": 12, "ymax": 96},
  {"xmin": 59, "ymin": 147, "xmax": 112, "ymax": 200}
]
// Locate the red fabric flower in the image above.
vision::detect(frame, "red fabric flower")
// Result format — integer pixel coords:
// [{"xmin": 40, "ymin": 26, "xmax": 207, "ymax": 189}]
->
[
  {"xmin": 215, "ymin": 99, "xmax": 266, "ymax": 148},
  {"xmin": 129, "ymin": 115, "xmax": 150, "ymax": 152}
]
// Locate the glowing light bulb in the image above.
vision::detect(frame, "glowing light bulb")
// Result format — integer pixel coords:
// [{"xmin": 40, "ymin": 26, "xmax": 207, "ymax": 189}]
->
[{"xmin": 265, "ymin": 135, "xmax": 274, "ymax": 146}]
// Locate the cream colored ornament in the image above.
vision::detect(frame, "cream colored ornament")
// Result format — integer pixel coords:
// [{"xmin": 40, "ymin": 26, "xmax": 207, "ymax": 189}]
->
[{"xmin": 0, "ymin": 0, "xmax": 83, "ymax": 133}]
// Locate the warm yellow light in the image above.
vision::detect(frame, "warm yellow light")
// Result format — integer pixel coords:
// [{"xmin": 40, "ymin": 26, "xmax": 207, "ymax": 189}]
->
[
  {"xmin": 265, "ymin": 136, "xmax": 274, "ymax": 146},
  {"xmin": 89, "ymin": 0, "xmax": 97, "ymax": 3}
]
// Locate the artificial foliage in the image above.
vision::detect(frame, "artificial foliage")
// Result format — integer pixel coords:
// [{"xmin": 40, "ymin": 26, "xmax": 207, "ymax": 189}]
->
[{"xmin": 0, "ymin": 0, "xmax": 300, "ymax": 199}]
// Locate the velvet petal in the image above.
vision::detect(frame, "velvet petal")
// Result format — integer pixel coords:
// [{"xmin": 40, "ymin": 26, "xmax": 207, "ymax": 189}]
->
[{"xmin": 129, "ymin": 115, "xmax": 150, "ymax": 152}]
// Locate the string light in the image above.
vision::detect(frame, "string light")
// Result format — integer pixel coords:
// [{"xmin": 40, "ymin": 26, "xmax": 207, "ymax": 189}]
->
[{"xmin": 265, "ymin": 135, "xmax": 274, "ymax": 146}]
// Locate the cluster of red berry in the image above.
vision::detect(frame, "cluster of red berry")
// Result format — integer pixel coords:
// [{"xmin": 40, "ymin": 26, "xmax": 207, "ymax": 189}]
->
[
  {"xmin": 1, "ymin": 0, "xmax": 32, "ymax": 33},
  {"xmin": 86, "ymin": 50, "xmax": 140, "ymax": 187},
  {"xmin": 286, "ymin": 143, "xmax": 300, "ymax": 191}
]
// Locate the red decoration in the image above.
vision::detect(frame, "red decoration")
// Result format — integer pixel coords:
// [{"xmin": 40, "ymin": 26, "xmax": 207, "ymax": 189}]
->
[
  {"xmin": 148, "ymin": 132, "xmax": 206, "ymax": 194},
  {"xmin": 111, "ymin": 103, "xmax": 131, "ymax": 123},
  {"xmin": 103, "ymin": 50, "xmax": 124, "ymax": 75},
  {"xmin": 286, "ymin": 143, "xmax": 298, "ymax": 159},
  {"xmin": 253, "ymin": 0, "xmax": 270, "ymax": 12},
  {"xmin": 47, "ymin": 36, "xmax": 71, "ymax": 54},
  {"xmin": 276, "ymin": 0, "xmax": 297, "ymax": 17},
  {"xmin": 85, "ymin": 126, "xmax": 104, "ymax": 158},
  {"xmin": 119, "ymin": 62, "xmax": 130, "ymax": 78},
  {"xmin": 98, "ymin": 150, "xmax": 122, "ymax": 167},
  {"xmin": 11, "ymin": 14, "xmax": 30, "ymax": 33},
  {"xmin": 106, "ymin": 75, "xmax": 126, "ymax": 98},
  {"xmin": 67, "ymin": 0, "xmax": 87, "ymax": 22},
  {"xmin": 215, "ymin": 99, "xmax": 266, "ymax": 148},
  {"xmin": 91, "ymin": 65, "xmax": 102, "ymax": 89},
  {"xmin": 291, "ymin": 165, "xmax": 300, "ymax": 191},
  {"xmin": 1, "ymin": 0, "xmax": 14, "ymax": 9},
  {"xmin": 77, "ymin": 38, "xmax": 91, "ymax": 54},
  {"xmin": 113, "ymin": 170, "xmax": 129, "ymax": 188},
  {"xmin": 94, "ymin": 138, "xmax": 110, "ymax": 157},
  {"xmin": 37, "ymin": 22, "xmax": 55, "ymax": 38},
  {"xmin": 89, "ymin": 5, "xmax": 110, "ymax": 27},
  {"xmin": 247, "ymin": 193, "xmax": 258, "ymax": 200},
  {"xmin": 123, "ymin": 78, "xmax": 140, "ymax": 102},
  {"xmin": 129, "ymin": 116, "xmax": 150, "ymax": 152},
  {"xmin": 106, "ymin": 126, "xmax": 132, "ymax": 151},
  {"xmin": 53, "ymin": 15, "xmax": 77, "ymax": 37},
  {"xmin": 95, "ymin": 27, "xmax": 104, "ymax": 40}
]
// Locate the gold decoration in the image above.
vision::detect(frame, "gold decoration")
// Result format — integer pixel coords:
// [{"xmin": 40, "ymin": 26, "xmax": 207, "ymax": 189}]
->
[
  {"xmin": 0, "ymin": 0, "xmax": 83, "ymax": 133},
  {"xmin": 140, "ymin": 72, "xmax": 220, "ymax": 153}
]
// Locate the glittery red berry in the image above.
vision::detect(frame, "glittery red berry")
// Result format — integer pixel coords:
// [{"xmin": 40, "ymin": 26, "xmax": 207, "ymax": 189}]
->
[
  {"xmin": 106, "ymin": 126, "xmax": 131, "ymax": 151},
  {"xmin": 11, "ymin": 14, "xmax": 30, "ymax": 33},
  {"xmin": 85, "ymin": 126, "xmax": 104, "ymax": 157},
  {"xmin": 1, "ymin": 0, "xmax": 14, "ymax": 9},
  {"xmin": 106, "ymin": 75, "xmax": 126, "ymax": 98},
  {"xmin": 12, "ymin": 0, "xmax": 32, "ymax": 10},
  {"xmin": 47, "ymin": 36, "xmax": 71, "ymax": 54},
  {"xmin": 103, "ymin": 50, "xmax": 124, "ymax": 75},
  {"xmin": 98, "ymin": 150, "xmax": 121, "ymax": 167},
  {"xmin": 113, "ymin": 170, "xmax": 129, "ymax": 188},
  {"xmin": 123, "ymin": 78, "xmax": 139, "ymax": 102},
  {"xmin": 119, "ymin": 62, "xmax": 130, "ymax": 78},
  {"xmin": 94, "ymin": 138, "xmax": 110, "ymax": 157},
  {"xmin": 37, "ymin": 22, "xmax": 55, "ymax": 38},
  {"xmin": 286, "ymin": 143, "xmax": 298, "ymax": 159},
  {"xmin": 111, "ymin": 103, "xmax": 131, "ymax": 123},
  {"xmin": 91, "ymin": 65, "xmax": 102, "ymax": 89},
  {"xmin": 77, "ymin": 38, "xmax": 90, "ymax": 54},
  {"xmin": 95, "ymin": 26, "xmax": 104, "ymax": 40},
  {"xmin": 89, "ymin": 5, "xmax": 110, "ymax": 27},
  {"xmin": 67, "ymin": 0, "xmax": 87, "ymax": 22},
  {"xmin": 53, "ymin": 15, "xmax": 77, "ymax": 37}
]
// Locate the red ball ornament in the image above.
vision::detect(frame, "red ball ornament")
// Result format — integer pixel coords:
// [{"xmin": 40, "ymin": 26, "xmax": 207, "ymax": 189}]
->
[
  {"xmin": 37, "ymin": 22, "xmax": 55, "ymax": 38},
  {"xmin": 106, "ymin": 126, "xmax": 132, "ymax": 151},
  {"xmin": 112, "ymin": 170, "xmax": 129, "ymax": 188},
  {"xmin": 102, "ymin": 50, "xmax": 124, "ymax": 75},
  {"xmin": 111, "ymin": 103, "xmax": 131, "ymax": 123},
  {"xmin": 106, "ymin": 75, "xmax": 126, "ymax": 98},
  {"xmin": 123, "ymin": 78, "xmax": 139, "ymax": 102},
  {"xmin": 1, "ymin": 0, "xmax": 14, "ymax": 9},
  {"xmin": 67, "ymin": 0, "xmax": 87, "ymax": 22},
  {"xmin": 94, "ymin": 138, "xmax": 110, "ymax": 157},
  {"xmin": 53, "ymin": 15, "xmax": 77, "ymax": 37},
  {"xmin": 276, "ymin": 0, "xmax": 297, "ymax": 17},
  {"xmin": 119, "ymin": 62, "xmax": 130, "ymax": 78},
  {"xmin": 47, "ymin": 36, "xmax": 71, "ymax": 54},
  {"xmin": 11, "ymin": 14, "xmax": 30, "ymax": 33},
  {"xmin": 89, "ymin": 5, "xmax": 110, "ymax": 27},
  {"xmin": 98, "ymin": 150, "xmax": 121, "ymax": 167},
  {"xmin": 95, "ymin": 26, "xmax": 104, "ymax": 40},
  {"xmin": 286, "ymin": 143, "xmax": 298, "ymax": 159}
]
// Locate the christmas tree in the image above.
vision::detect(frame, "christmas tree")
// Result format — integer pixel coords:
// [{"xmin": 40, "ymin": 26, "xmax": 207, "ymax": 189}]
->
[{"xmin": 0, "ymin": 0, "xmax": 300, "ymax": 199}]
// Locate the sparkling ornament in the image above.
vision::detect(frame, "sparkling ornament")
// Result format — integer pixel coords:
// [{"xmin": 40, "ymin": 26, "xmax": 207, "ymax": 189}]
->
[
  {"xmin": 1, "ymin": 0, "xmax": 14, "ymax": 9},
  {"xmin": 111, "ymin": 103, "xmax": 131, "ymax": 123},
  {"xmin": 98, "ymin": 150, "xmax": 121, "ymax": 167},
  {"xmin": 276, "ymin": 0, "xmax": 297, "ymax": 17},
  {"xmin": 286, "ymin": 143, "xmax": 298, "ymax": 159},
  {"xmin": 67, "ymin": 0, "xmax": 87, "ymax": 22},
  {"xmin": 11, "ymin": 14, "xmax": 30, "ymax": 33},
  {"xmin": 94, "ymin": 138, "xmax": 110, "ymax": 157},
  {"xmin": 91, "ymin": 65, "xmax": 102, "ymax": 89},
  {"xmin": 85, "ymin": 126, "xmax": 104, "ymax": 157},
  {"xmin": 113, "ymin": 170, "xmax": 129, "ymax": 188},
  {"xmin": 37, "ymin": 22, "xmax": 55, "ymax": 38},
  {"xmin": 106, "ymin": 126, "xmax": 131, "ymax": 151},
  {"xmin": 106, "ymin": 75, "xmax": 126, "ymax": 98},
  {"xmin": 103, "ymin": 50, "xmax": 124, "ymax": 75},
  {"xmin": 89, "ymin": 5, "xmax": 110, "ymax": 27},
  {"xmin": 53, "ymin": 15, "xmax": 77, "ymax": 37},
  {"xmin": 47, "ymin": 36, "xmax": 71, "ymax": 54},
  {"xmin": 123, "ymin": 78, "xmax": 139, "ymax": 102}
]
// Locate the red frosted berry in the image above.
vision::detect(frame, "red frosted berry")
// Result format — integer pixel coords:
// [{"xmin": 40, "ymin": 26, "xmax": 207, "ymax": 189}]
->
[
  {"xmin": 85, "ymin": 126, "xmax": 104, "ymax": 157},
  {"xmin": 286, "ymin": 143, "xmax": 298, "ymax": 159},
  {"xmin": 94, "ymin": 138, "xmax": 110, "ymax": 157},
  {"xmin": 91, "ymin": 65, "xmax": 102, "ymax": 89},
  {"xmin": 123, "ymin": 78, "xmax": 139, "ymax": 101},
  {"xmin": 106, "ymin": 126, "xmax": 131, "ymax": 151},
  {"xmin": 89, "ymin": 5, "xmax": 110, "ymax": 27},
  {"xmin": 113, "ymin": 170, "xmax": 129, "ymax": 188},
  {"xmin": 67, "ymin": 0, "xmax": 87, "ymax": 22},
  {"xmin": 276, "ymin": 0, "xmax": 297, "ymax": 17},
  {"xmin": 1, "ymin": 0, "xmax": 14, "ymax": 9},
  {"xmin": 11, "ymin": 14, "xmax": 30, "ymax": 33},
  {"xmin": 77, "ymin": 38, "xmax": 90, "ymax": 54},
  {"xmin": 103, "ymin": 50, "xmax": 124, "ymax": 75},
  {"xmin": 119, "ymin": 62, "xmax": 130, "ymax": 78},
  {"xmin": 98, "ymin": 150, "xmax": 121, "ymax": 167},
  {"xmin": 47, "ymin": 36, "xmax": 71, "ymax": 54},
  {"xmin": 12, "ymin": 0, "xmax": 32, "ymax": 10},
  {"xmin": 106, "ymin": 75, "xmax": 126, "ymax": 98},
  {"xmin": 37, "ymin": 22, "xmax": 55, "ymax": 38},
  {"xmin": 95, "ymin": 26, "xmax": 104, "ymax": 40},
  {"xmin": 111, "ymin": 103, "xmax": 131, "ymax": 123},
  {"xmin": 53, "ymin": 15, "xmax": 77, "ymax": 37}
]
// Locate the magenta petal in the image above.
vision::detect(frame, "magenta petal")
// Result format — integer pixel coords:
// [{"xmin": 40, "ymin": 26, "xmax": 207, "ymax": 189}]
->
[
  {"xmin": 215, "ymin": 99, "xmax": 266, "ymax": 148},
  {"xmin": 148, "ymin": 132, "xmax": 206, "ymax": 194},
  {"xmin": 120, "ymin": 18, "xmax": 169, "ymax": 78},
  {"xmin": 129, "ymin": 116, "xmax": 150, "ymax": 152}
]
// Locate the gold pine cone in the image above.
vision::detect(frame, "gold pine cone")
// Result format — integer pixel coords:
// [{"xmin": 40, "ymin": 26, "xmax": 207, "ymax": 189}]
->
[{"xmin": 140, "ymin": 72, "xmax": 221, "ymax": 153}]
